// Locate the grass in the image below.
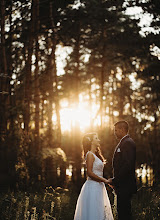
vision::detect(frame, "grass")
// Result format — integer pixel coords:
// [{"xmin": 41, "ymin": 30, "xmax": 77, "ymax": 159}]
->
[
  {"xmin": 0, "ymin": 184, "xmax": 160, "ymax": 220},
  {"xmin": 132, "ymin": 185, "xmax": 160, "ymax": 220}
]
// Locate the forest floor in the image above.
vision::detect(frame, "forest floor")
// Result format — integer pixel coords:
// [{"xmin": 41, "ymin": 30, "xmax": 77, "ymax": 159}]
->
[{"xmin": 0, "ymin": 184, "xmax": 160, "ymax": 220}]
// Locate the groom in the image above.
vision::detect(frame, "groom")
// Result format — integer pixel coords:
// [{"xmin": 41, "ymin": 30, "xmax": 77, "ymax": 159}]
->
[{"xmin": 107, "ymin": 120, "xmax": 137, "ymax": 220}]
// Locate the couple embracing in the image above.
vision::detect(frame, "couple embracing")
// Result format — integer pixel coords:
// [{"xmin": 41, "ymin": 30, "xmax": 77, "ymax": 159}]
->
[{"xmin": 74, "ymin": 120, "xmax": 137, "ymax": 220}]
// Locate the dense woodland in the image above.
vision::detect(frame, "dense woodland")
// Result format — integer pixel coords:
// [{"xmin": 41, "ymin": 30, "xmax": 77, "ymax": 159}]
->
[{"xmin": 0, "ymin": 0, "xmax": 160, "ymax": 191}]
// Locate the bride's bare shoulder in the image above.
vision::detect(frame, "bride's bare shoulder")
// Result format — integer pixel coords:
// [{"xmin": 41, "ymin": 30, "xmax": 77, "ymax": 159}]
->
[{"xmin": 86, "ymin": 151, "xmax": 95, "ymax": 161}]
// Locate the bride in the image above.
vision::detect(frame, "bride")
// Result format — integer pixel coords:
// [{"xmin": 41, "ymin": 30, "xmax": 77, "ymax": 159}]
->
[{"xmin": 74, "ymin": 132, "xmax": 114, "ymax": 220}]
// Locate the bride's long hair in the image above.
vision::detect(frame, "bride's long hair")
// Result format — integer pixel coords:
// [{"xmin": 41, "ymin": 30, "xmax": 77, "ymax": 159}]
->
[{"xmin": 82, "ymin": 132, "xmax": 105, "ymax": 163}]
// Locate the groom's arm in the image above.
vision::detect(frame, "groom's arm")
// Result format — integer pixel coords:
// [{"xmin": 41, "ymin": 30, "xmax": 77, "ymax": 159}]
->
[{"xmin": 110, "ymin": 140, "xmax": 136, "ymax": 186}]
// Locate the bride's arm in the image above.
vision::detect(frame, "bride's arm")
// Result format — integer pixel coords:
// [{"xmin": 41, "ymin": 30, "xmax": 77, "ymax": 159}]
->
[{"xmin": 86, "ymin": 152, "xmax": 108, "ymax": 183}]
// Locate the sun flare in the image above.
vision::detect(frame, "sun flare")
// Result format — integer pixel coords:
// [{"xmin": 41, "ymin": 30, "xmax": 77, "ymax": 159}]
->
[
  {"xmin": 61, "ymin": 106, "xmax": 91, "ymax": 132},
  {"xmin": 52, "ymin": 98, "xmax": 102, "ymax": 132}
]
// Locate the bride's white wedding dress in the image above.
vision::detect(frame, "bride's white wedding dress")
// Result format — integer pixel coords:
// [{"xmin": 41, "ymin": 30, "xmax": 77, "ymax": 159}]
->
[{"xmin": 74, "ymin": 151, "xmax": 114, "ymax": 220}]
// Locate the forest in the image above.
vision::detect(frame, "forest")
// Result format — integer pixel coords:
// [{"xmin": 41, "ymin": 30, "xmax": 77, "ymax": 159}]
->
[{"xmin": 0, "ymin": 0, "xmax": 160, "ymax": 219}]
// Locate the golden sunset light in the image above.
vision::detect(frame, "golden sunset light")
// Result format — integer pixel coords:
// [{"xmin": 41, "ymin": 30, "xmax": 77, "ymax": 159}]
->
[
  {"xmin": 1, "ymin": 0, "xmax": 160, "ymax": 218},
  {"xmin": 52, "ymin": 96, "xmax": 102, "ymax": 132}
]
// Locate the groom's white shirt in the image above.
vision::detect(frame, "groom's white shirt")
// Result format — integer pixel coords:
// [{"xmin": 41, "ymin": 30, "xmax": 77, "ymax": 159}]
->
[{"xmin": 116, "ymin": 134, "xmax": 128, "ymax": 153}]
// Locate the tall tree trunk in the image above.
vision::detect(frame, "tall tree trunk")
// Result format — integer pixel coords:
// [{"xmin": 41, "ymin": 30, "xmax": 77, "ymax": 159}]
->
[
  {"xmin": 119, "ymin": 78, "xmax": 124, "ymax": 119},
  {"xmin": 100, "ymin": 29, "xmax": 106, "ymax": 130},
  {"xmin": 8, "ymin": 0, "xmax": 14, "ymax": 130},
  {"xmin": 89, "ymin": 76, "xmax": 93, "ymax": 129},
  {"xmin": 55, "ymin": 75, "xmax": 61, "ymax": 147},
  {"xmin": 73, "ymin": 20, "xmax": 81, "ymax": 183},
  {"xmin": 48, "ymin": 1, "xmax": 61, "ymax": 147},
  {"xmin": 0, "ymin": 0, "xmax": 8, "ymax": 136},
  {"xmin": 74, "ymin": 24, "xmax": 80, "ymax": 106},
  {"xmin": 0, "ymin": 0, "xmax": 11, "ymax": 189},
  {"xmin": 100, "ymin": 63, "xmax": 104, "ymax": 130},
  {"xmin": 50, "ymin": 2, "xmax": 61, "ymax": 147},
  {"xmin": 34, "ymin": 0, "xmax": 40, "ymax": 151},
  {"xmin": 47, "ymin": 51, "xmax": 54, "ymax": 147},
  {"xmin": 41, "ymin": 96, "xmax": 44, "ymax": 129},
  {"xmin": 153, "ymin": 111, "xmax": 160, "ymax": 183},
  {"xmin": 24, "ymin": 0, "xmax": 35, "ymax": 133},
  {"xmin": 108, "ymin": 71, "xmax": 113, "ymax": 133},
  {"xmin": 87, "ymin": 59, "xmax": 94, "ymax": 129}
]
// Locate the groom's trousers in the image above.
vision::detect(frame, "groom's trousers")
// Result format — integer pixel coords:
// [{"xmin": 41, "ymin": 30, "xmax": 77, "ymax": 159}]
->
[{"xmin": 117, "ymin": 192, "xmax": 132, "ymax": 220}]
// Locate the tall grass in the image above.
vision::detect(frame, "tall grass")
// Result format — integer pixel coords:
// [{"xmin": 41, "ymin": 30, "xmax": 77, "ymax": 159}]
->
[
  {"xmin": 0, "ymin": 186, "xmax": 77, "ymax": 220},
  {"xmin": 132, "ymin": 185, "xmax": 160, "ymax": 220},
  {"xmin": 0, "ymin": 185, "xmax": 160, "ymax": 220}
]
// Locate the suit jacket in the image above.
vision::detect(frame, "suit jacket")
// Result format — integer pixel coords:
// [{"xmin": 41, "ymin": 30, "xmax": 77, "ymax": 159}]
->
[{"xmin": 112, "ymin": 135, "xmax": 137, "ymax": 195}]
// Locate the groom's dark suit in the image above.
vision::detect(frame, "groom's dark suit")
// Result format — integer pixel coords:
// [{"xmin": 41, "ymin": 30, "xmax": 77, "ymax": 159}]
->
[{"xmin": 112, "ymin": 135, "xmax": 137, "ymax": 220}]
